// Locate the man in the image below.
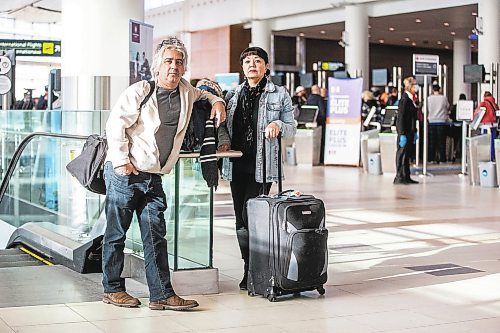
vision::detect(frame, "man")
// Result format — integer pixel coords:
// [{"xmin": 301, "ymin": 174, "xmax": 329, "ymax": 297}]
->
[
  {"xmin": 306, "ymin": 85, "xmax": 327, "ymax": 163},
  {"xmin": 427, "ymin": 85, "xmax": 450, "ymax": 163},
  {"xmin": 292, "ymin": 85, "xmax": 307, "ymax": 106},
  {"xmin": 394, "ymin": 77, "xmax": 419, "ymax": 185},
  {"xmin": 102, "ymin": 36, "xmax": 226, "ymax": 310}
]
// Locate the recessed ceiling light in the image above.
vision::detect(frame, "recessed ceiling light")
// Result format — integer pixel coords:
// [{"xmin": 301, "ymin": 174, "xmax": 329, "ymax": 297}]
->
[
  {"xmin": 471, "ymin": 44, "xmax": 475, "ymax": 48},
  {"xmin": 472, "ymin": 12, "xmax": 477, "ymax": 16},
  {"xmin": 368, "ymin": 25, "xmax": 371, "ymax": 29},
  {"xmin": 415, "ymin": 18, "xmax": 422, "ymax": 23},
  {"xmin": 412, "ymin": 42, "xmax": 417, "ymax": 46},
  {"xmin": 405, "ymin": 37, "xmax": 410, "ymax": 42},
  {"xmin": 368, "ymin": 34, "xmax": 371, "ymax": 38},
  {"xmin": 379, "ymin": 39, "xmax": 384, "ymax": 44},
  {"xmin": 299, "ymin": 32, "xmax": 305, "ymax": 37},
  {"xmin": 451, "ymin": 31, "xmax": 456, "ymax": 35},
  {"xmin": 389, "ymin": 27, "xmax": 395, "ymax": 31},
  {"xmin": 443, "ymin": 22, "xmax": 450, "ymax": 27},
  {"xmin": 320, "ymin": 30, "xmax": 326, "ymax": 34},
  {"xmin": 445, "ymin": 45, "xmax": 449, "ymax": 49},
  {"xmin": 437, "ymin": 41, "xmax": 442, "ymax": 45}
]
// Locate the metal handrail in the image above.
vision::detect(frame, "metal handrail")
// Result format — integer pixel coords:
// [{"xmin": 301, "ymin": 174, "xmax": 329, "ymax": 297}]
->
[{"xmin": 0, "ymin": 132, "xmax": 88, "ymax": 202}]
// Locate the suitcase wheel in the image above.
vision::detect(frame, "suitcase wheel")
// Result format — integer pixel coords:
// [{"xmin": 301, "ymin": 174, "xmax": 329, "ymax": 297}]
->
[
  {"xmin": 317, "ymin": 286, "xmax": 325, "ymax": 295},
  {"xmin": 267, "ymin": 294, "xmax": 277, "ymax": 302},
  {"xmin": 248, "ymin": 290, "xmax": 256, "ymax": 297}
]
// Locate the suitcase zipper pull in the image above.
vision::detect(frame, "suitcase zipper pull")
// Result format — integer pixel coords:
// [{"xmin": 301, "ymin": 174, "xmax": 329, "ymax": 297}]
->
[{"xmin": 270, "ymin": 276, "xmax": 275, "ymax": 286}]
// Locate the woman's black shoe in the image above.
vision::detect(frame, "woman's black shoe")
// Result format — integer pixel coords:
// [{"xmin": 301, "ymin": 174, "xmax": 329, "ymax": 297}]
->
[{"xmin": 239, "ymin": 275, "xmax": 248, "ymax": 290}]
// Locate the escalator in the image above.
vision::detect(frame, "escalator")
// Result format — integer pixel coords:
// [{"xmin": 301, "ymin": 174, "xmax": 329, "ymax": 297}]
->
[
  {"xmin": 0, "ymin": 132, "xmax": 116, "ymax": 308},
  {"xmin": 0, "ymin": 132, "xmax": 104, "ymax": 274}
]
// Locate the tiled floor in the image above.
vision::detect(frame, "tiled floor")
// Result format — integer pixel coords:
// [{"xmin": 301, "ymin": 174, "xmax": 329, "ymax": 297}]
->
[{"xmin": 1, "ymin": 164, "xmax": 500, "ymax": 332}]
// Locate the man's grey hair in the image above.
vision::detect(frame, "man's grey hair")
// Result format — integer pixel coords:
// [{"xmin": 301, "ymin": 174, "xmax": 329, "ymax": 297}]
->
[{"xmin": 151, "ymin": 36, "xmax": 188, "ymax": 79}]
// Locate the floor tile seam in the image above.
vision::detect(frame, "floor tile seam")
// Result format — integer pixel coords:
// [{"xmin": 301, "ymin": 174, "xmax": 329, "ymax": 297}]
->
[
  {"xmin": 0, "ymin": 316, "xmax": 14, "ymax": 332},
  {"xmin": 89, "ymin": 315, "xmax": 193, "ymax": 330},
  {"xmin": 413, "ymin": 310, "xmax": 500, "ymax": 325}
]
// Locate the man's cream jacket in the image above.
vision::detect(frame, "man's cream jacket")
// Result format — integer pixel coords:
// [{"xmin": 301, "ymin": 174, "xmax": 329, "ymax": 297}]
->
[{"xmin": 105, "ymin": 78, "xmax": 224, "ymax": 174}]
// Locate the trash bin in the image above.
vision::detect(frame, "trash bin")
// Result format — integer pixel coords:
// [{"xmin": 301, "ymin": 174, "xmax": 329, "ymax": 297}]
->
[
  {"xmin": 286, "ymin": 146, "xmax": 297, "ymax": 165},
  {"xmin": 478, "ymin": 162, "xmax": 498, "ymax": 187},
  {"xmin": 367, "ymin": 153, "xmax": 382, "ymax": 175}
]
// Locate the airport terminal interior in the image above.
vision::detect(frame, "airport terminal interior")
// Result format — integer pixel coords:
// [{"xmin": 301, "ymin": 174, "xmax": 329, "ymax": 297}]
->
[{"xmin": 0, "ymin": 0, "xmax": 499, "ymax": 332}]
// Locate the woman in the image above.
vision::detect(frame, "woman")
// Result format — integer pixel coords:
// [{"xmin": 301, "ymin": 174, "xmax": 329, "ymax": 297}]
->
[{"xmin": 217, "ymin": 47, "xmax": 296, "ymax": 290}]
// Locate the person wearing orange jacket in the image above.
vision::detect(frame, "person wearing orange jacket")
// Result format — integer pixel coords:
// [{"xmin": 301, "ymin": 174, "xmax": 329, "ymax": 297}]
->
[{"xmin": 474, "ymin": 91, "xmax": 499, "ymax": 160}]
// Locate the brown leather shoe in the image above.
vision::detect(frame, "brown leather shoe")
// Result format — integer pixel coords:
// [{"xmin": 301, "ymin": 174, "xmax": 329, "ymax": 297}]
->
[
  {"xmin": 149, "ymin": 295, "xmax": 199, "ymax": 311},
  {"xmin": 103, "ymin": 291, "xmax": 141, "ymax": 308}
]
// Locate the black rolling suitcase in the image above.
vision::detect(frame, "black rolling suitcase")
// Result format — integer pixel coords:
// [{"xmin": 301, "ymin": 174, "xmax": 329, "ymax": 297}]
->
[{"xmin": 246, "ymin": 134, "xmax": 328, "ymax": 302}]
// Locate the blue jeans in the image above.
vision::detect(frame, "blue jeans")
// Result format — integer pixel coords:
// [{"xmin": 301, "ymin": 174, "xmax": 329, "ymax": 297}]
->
[{"xmin": 102, "ymin": 162, "xmax": 175, "ymax": 302}]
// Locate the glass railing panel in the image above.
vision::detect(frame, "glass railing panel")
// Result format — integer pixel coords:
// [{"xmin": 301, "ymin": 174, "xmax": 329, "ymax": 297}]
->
[
  {"xmin": 176, "ymin": 158, "xmax": 211, "ymax": 269},
  {"xmin": 0, "ymin": 110, "xmax": 108, "ymax": 184},
  {"xmin": 0, "ymin": 134, "xmax": 104, "ymax": 244},
  {"xmin": 124, "ymin": 156, "xmax": 212, "ymax": 270}
]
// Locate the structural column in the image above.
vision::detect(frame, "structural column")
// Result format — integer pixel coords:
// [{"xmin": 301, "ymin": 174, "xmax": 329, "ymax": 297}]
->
[
  {"xmin": 251, "ymin": 20, "xmax": 271, "ymax": 54},
  {"xmin": 453, "ymin": 38, "xmax": 471, "ymax": 102},
  {"xmin": 344, "ymin": 4, "xmax": 369, "ymax": 90},
  {"xmin": 478, "ymin": 0, "xmax": 500, "ymax": 92},
  {"xmin": 61, "ymin": 0, "xmax": 144, "ymax": 113}
]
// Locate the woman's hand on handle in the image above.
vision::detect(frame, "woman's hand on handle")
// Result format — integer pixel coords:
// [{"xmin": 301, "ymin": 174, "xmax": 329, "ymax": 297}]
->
[{"xmin": 265, "ymin": 122, "xmax": 280, "ymax": 139}]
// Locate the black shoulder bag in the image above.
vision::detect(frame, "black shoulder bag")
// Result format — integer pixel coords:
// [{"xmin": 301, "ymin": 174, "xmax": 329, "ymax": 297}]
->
[{"xmin": 66, "ymin": 81, "xmax": 155, "ymax": 194}]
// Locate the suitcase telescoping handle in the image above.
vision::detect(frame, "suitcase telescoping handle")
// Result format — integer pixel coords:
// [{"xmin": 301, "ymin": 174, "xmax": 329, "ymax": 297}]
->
[{"xmin": 262, "ymin": 131, "xmax": 283, "ymax": 194}]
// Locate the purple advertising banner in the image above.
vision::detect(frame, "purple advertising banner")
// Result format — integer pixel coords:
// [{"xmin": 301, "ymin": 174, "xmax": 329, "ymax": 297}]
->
[
  {"xmin": 324, "ymin": 77, "xmax": 363, "ymax": 166},
  {"xmin": 326, "ymin": 77, "xmax": 363, "ymax": 122}
]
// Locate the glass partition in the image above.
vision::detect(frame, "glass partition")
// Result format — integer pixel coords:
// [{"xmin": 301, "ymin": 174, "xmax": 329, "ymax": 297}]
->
[
  {"xmin": 0, "ymin": 134, "xmax": 103, "ymax": 245},
  {"xmin": 0, "ymin": 109, "xmax": 107, "ymax": 184},
  {"xmin": 0, "ymin": 123, "xmax": 214, "ymax": 271},
  {"xmin": 125, "ymin": 157, "xmax": 212, "ymax": 270}
]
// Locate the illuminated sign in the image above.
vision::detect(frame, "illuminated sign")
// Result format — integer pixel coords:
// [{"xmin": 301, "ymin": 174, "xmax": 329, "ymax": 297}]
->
[{"xmin": 0, "ymin": 39, "xmax": 61, "ymax": 57}]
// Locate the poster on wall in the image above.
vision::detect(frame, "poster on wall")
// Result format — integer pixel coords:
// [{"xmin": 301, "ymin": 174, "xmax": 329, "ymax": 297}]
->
[
  {"xmin": 129, "ymin": 20, "xmax": 154, "ymax": 85},
  {"xmin": 324, "ymin": 77, "xmax": 363, "ymax": 166},
  {"xmin": 214, "ymin": 73, "xmax": 240, "ymax": 92}
]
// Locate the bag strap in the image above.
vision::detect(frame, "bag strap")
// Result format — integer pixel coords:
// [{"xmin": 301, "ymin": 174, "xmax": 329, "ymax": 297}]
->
[
  {"xmin": 486, "ymin": 99, "xmax": 499, "ymax": 112},
  {"xmin": 139, "ymin": 80, "xmax": 155, "ymax": 110}
]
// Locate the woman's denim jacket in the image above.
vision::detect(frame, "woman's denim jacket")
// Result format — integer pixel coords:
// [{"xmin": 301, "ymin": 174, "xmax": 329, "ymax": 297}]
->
[{"xmin": 218, "ymin": 79, "xmax": 297, "ymax": 183}]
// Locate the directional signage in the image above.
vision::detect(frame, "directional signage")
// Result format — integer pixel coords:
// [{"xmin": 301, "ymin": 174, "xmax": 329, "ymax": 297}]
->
[
  {"xmin": 0, "ymin": 39, "xmax": 61, "ymax": 57},
  {"xmin": 413, "ymin": 54, "xmax": 439, "ymax": 76},
  {"xmin": 0, "ymin": 56, "xmax": 11, "ymax": 74}
]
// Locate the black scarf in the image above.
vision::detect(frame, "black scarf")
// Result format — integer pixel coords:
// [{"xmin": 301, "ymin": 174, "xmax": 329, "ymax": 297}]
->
[{"xmin": 232, "ymin": 78, "xmax": 267, "ymax": 155}]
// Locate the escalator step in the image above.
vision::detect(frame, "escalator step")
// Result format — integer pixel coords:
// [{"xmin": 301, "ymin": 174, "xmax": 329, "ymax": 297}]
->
[
  {"xmin": 0, "ymin": 261, "xmax": 45, "ymax": 268},
  {"xmin": 0, "ymin": 248, "xmax": 51, "ymax": 268}
]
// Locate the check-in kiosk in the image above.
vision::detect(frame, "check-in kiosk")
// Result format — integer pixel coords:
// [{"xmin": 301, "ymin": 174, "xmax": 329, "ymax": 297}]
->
[{"xmin": 293, "ymin": 105, "xmax": 322, "ymax": 165}]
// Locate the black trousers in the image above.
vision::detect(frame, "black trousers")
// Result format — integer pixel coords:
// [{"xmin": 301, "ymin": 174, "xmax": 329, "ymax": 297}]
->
[
  {"xmin": 230, "ymin": 170, "xmax": 271, "ymax": 230},
  {"xmin": 395, "ymin": 135, "xmax": 415, "ymax": 181},
  {"xmin": 428, "ymin": 124, "xmax": 447, "ymax": 162}
]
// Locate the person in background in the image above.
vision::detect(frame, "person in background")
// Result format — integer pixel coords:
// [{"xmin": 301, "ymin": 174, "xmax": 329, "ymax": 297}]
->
[
  {"xmin": 217, "ymin": 47, "xmax": 296, "ymax": 290},
  {"xmin": 36, "ymin": 86, "xmax": 49, "ymax": 110},
  {"xmin": 292, "ymin": 85, "xmax": 307, "ymax": 106},
  {"xmin": 102, "ymin": 36, "xmax": 226, "ymax": 311},
  {"xmin": 361, "ymin": 90, "xmax": 382, "ymax": 129},
  {"xmin": 427, "ymin": 85, "xmax": 450, "ymax": 163},
  {"xmin": 474, "ymin": 91, "xmax": 500, "ymax": 161},
  {"xmin": 394, "ymin": 76, "xmax": 419, "ymax": 185},
  {"xmin": 449, "ymin": 93, "xmax": 466, "ymax": 162},
  {"xmin": 306, "ymin": 85, "xmax": 327, "ymax": 163},
  {"xmin": 387, "ymin": 86, "xmax": 399, "ymax": 106}
]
